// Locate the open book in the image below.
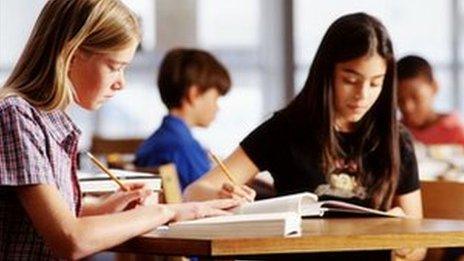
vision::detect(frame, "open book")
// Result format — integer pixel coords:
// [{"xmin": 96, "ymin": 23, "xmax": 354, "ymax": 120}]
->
[
  {"xmin": 155, "ymin": 192, "xmax": 401, "ymax": 239},
  {"xmin": 77, "ymin": 169, "xmax": 161, "ymax": 193},
  {"xmin": 234, "ymin": 192, "xmax": 402, "ymax": 218},
  {"xmin": 156, "ymin": 212, "xmax": 301, "ymax": 238}
]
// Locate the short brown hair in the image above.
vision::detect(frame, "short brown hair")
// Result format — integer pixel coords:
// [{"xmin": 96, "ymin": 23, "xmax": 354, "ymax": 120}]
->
[
  {"xmin": 397, "ymin": 55, "xmax": 434, "ymax": 82},
  {"xmin": 157, "ymin": 48, "xmax": 231, "ymax": 109}
]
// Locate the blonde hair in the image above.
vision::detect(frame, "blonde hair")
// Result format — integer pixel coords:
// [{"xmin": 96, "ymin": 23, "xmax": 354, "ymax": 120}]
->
[{"xmin": 0, "ymin": 0, "xmax": 140, "ymax": 111}]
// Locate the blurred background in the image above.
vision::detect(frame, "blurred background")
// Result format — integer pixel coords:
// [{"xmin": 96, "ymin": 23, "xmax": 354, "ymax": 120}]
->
[{"xmin": 1, "ymin": 0, "xmax": 463, "ymax": 157}]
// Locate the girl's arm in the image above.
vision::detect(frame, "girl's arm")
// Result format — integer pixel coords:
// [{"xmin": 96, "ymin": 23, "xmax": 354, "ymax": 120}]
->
[
  {"xmin": 392, "ymin": 189, "xmax": 423, "ymax": 218},
  {"xmin": 16, "ymin": 185, "xmax": 236, "ymax": 260},
  {"xmin": 184, "ymin": 147, "xmax": 259, "ymax": 201},
  {"xmin": 391, "ymin": 190, "xmax": 426, "ymax": 261}
]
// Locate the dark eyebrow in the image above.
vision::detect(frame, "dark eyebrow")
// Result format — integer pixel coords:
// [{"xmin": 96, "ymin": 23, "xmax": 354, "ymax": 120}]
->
[{"xmin": 342, "ymin": 68, "xmax": 385, "ymax": 79}]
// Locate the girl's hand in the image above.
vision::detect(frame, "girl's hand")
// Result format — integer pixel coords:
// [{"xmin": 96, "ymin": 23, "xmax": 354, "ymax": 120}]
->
[
  {"xmin": 387, "ymin": 206, "xmax": 407, "ymax": 217},
  {"xmin": 166, "ymin": 199, "xmax": 239, "ymax": 222},
  {"xmin": 394, "ymin": 247, "xmax": 427, "ymax": 261},
  {"xmin": 97, "ymin": 183, "xmax": 153, "ymax": 214},
  {"xmin": 389, "ymin": 206, "xmax": 427, "ymax": 260},
  {"xmin": 219, "ymin": 182, "xmax": 256, "ymax": 202}
]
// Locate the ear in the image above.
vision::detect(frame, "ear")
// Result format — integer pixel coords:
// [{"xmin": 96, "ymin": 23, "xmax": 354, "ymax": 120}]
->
[
  {"xmin": 430, "ymin": 80, "xmax": 439, "ymax": 94},
  {"xmin": 69, "ymin": 49, "xmax": 84, "ymax": 68},
  {"xmin": 185, "ymin": 85, "xmax": 201, "ymax": 104}
]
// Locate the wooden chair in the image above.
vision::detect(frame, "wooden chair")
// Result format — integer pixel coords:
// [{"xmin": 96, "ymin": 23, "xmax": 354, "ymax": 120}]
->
[
  {"xmin": 421, "ymin": 181, "xmax": 464, "ymax": 261},
  {"xmin": 421, "ymin": 181, "xmax": 464, "ymax": 220},
  {"xmin": 90, "ymin": 136, "xmax": 144, "ymax": 155}
]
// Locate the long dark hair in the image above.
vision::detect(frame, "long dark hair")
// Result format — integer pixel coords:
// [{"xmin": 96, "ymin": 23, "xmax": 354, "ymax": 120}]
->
[{"xmin": 282, "ymin": 13, "xmax": 399, "ymax": 210}]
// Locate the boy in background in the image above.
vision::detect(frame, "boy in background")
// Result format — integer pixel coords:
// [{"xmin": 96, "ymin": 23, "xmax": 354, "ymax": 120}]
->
[
  {"xmin": 397, "ymin": 55, "xmax": 464, "ymax": 146},
  {"xmin": 135, "ymin": 48, "xmax": 231, "ymax": 190}
]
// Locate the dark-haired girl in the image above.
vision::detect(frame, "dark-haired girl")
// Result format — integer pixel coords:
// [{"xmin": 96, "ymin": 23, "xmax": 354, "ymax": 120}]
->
[{"xmin": 185, "ymin": 12, "xmax": 425, "ymax": 260}]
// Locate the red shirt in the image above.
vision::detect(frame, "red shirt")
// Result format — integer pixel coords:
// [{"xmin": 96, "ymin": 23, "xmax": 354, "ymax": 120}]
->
[{"xmin": 406, "ymin": 112, "xmax": 464, "ymax": 146}]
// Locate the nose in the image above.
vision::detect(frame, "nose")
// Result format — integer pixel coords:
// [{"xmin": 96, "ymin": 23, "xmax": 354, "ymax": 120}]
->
[
  {"xmin": 403, "ymin": 100, "xmax": 415, "ymax": 113},
  {"xmin": 112, "ymin": 71, "xmax": 126, "ymax": 91},
  {"xmin": 354, "ymin": 81, "xmax": 369, "ymax": 100}
]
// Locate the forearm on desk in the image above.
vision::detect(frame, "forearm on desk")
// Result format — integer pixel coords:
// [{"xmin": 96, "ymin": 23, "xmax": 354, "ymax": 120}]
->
[{"xmin": 184, "ymin": 179, "xmax": 220, "ymax": 201}]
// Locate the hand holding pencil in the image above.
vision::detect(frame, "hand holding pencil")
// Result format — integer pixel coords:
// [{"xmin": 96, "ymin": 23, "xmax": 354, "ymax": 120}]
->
[
  {"xmin": 84, "ymin": 151, "xmax": 154, "ymax": 212},
  {"xmin": 209, "ymin": 152, "xmax": 256, "ymax": 202},
  {"xmin": 85, "ymin": 151, "xmax": 129, "ymax": 191}
]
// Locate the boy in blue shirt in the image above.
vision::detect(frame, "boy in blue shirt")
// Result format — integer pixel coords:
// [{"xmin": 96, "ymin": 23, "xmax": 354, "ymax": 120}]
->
[{"xmin": 135, "ymin": 48, "xmax": 231, "ymax": 190}]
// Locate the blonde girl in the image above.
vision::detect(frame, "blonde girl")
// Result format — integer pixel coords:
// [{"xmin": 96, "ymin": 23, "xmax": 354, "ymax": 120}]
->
[{"xmin": 0, "ymin": 0, "xmax": 236, "ymax": 259}]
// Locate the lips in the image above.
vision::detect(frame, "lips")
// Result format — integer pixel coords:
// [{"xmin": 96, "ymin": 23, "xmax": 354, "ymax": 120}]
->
[{"xmin": 347, "ymin": 104, "xmax": 367, "ymax": 111}]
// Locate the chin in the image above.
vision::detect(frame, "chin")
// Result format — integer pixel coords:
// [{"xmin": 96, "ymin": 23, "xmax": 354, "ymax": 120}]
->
[
  {"xmin": 79, "ymin": 102, "xmax": 102, "ymax": 111},
  {"xmin": 348, "ymin": 115, "xmax": 363, "ymax": 123},
  {"xmin": 198, "ymin": 122, "xmax": 210, "ymax": 128},
  {"xmin": 405, "ymin": 119, "xmax": 423, "ymax": 128}
]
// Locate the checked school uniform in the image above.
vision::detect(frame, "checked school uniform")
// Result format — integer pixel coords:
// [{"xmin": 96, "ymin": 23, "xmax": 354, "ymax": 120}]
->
[{"xmin": 0, "ymin": 96, "xmax": 81, "ymax": 260}]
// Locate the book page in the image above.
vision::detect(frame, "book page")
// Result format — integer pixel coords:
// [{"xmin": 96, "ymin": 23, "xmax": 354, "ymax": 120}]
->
[
  {"xmin": 234, "ymin": 192, "xmax": 318, "ymax": 215},
  {"xmin": 157, "ymin": 212, "xmax": 302, "ymax": 238},
  {"xmin": 170, "ymin": 212, "xmax": 299, "ymax": 225},
  {"xmin": 319, "ymin": 200, "xmax": 403, "ymax": 217}
]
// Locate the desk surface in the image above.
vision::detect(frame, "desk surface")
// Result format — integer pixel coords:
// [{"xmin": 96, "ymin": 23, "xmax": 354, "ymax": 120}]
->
[{"xmin": 114, "ymin": 218, "xmax": 464, "ymax": 257}]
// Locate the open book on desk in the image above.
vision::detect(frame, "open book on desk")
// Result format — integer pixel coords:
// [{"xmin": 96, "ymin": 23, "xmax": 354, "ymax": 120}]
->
[
  {"xmin": 156, "ymin": 212, "xmax": 301, "ymax": 238},
  {"xmin": 77, "ymin": 169, "xmax": 161, "ymax": 193},
  {"xmin": 234, "ymin": 192, "xmax": 402, "ymax": 218},
  {"xmin": 155, "ymin": 192, "xmax": 401, "ymax": 239}
]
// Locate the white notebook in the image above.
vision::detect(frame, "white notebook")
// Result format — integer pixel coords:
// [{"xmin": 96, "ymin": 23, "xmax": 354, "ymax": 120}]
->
[
  {"xmin": 77, "ymin": 169, "xmax": 161, "ymax": 193},
  {"xmin": 156, "ymin": 212, "xmax": 301, "ymax": 238},
  {"xmin": 234, "ymin": 192, "xmax": 402, "ymax": 218}
]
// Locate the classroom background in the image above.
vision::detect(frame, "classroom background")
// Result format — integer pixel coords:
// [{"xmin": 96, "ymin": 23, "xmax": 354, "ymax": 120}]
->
[{"xmin": 1, "ymin": 0, "xmax": 463, "ymax": 179}]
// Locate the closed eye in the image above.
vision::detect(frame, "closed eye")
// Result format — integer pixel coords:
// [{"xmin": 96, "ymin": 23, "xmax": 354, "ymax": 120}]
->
[
  {"xmin": 343, "ymin": 77, "xmax": 359, "ymax": 84},
  {"xmin": 370, "ymin": 82, "xmax": 382, "ymax": 87}
]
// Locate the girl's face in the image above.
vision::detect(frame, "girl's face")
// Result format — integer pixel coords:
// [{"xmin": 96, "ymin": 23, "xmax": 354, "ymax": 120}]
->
[
  {"xmin": 68, "ymin": 40, "xmax": 138, "ymax": 110},
  {"xmin": 333, "ymin": 53, "xmax": 387, "ymax": 132}
]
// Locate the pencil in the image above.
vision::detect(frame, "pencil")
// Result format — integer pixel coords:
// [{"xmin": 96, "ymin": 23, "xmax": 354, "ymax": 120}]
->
[
  {"xmin": 209, "ymin": 152, "xmax": 238, "ymax": 185},
  {"xmin": 85, "ymin": 151, "xmax": 129, "ymax": 192}
]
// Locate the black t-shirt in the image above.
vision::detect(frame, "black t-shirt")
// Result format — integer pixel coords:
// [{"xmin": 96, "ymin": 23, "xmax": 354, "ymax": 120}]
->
[{"xmin": 240, "ymin": 112, "xmax": 420, "ymax": 209}]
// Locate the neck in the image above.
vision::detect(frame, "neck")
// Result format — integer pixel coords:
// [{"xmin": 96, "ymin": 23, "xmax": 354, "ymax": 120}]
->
[
  {"xmin": 169, "ymin": 107, "xmax": 195, "ymax": 127},
  {"xmin": 420, "ymin": 111, "xmax": 440, "ymax": 129},
  {"xmin": 335, "ymin": 118, "xmax": 356, "ymax": 133}
]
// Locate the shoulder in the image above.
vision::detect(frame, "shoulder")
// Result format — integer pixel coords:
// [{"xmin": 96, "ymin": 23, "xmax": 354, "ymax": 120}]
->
[
  {"xmin": 0, "ymin": 96, "xmax": 43, "ymax": 128},
  {"xmin": 137, "ymin": 129, "xmax": 187, "ymax": 157},
  {"xmin": 0, "ymin": 95, "xmax": 36, "ymax": 116},
  {"xmin": 253, "ymin": 111, "xmax": 293, "ymax": 135},
  {"xmin": 398, "ymin": 124, "xmax": 415, "ymax": 155},
  {"xmin": 442, "ymin": 112, "xmax": 464, "ymax": 131}
]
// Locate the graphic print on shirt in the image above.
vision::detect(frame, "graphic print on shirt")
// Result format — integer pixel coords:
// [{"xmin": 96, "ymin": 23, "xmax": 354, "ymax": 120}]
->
[{"xmin": 315, "ymin": 158, "xmax": 367, "ymax": 200}]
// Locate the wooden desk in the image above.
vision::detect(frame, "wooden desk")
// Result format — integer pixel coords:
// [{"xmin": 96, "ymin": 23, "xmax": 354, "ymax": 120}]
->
[{"xmin": 112, "ymin": 218, "xmax": 464, "ymax": 258}]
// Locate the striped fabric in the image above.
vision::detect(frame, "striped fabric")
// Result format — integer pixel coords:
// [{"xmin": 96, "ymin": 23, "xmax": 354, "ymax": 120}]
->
[{"xmin": 0, "ymin": 96, "xmax": 81, "ymax": 260}]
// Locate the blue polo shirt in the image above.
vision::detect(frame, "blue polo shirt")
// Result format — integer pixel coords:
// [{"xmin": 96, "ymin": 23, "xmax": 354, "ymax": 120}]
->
[{"xmin": 135, "ymin": 115, "xmax": 211, "ymax": 190}]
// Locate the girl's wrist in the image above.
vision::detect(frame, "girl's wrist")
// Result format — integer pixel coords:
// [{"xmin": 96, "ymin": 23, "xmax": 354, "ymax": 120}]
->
[{"xmin": 157, "ymin": 204, "xmax": 176, "ymax": 223}]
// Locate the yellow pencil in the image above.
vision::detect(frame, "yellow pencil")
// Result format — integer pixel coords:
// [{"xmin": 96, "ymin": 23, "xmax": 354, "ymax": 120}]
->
[
  {"xmin": 209, "ymin": 152, "xmax": 238, "ymax": 185},
  {"xmin": 85, "ymin": 151, "xmax": 129, "ymax": 192}
]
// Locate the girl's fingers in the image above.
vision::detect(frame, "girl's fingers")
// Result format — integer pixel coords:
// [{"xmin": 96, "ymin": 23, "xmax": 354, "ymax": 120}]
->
[
  {"xmin": 125, "ymin": 182, "xmax": 148, "ymax": 190},
  {"xmin": 203, "ymin": 208, "xmax": 232, "ymax": 217},
  {"xmin": 387, "ymin": 206, "xmax": 406, "ymax": 217},
  {"xmin": 222, "ymin": 183, "xmax": 234, "ymax": 192},
  {"xmin": 220, "ymin": 183, "xmax": 255, "ymax": 202},
  {"xmin": 204, "ymin": 199, "xmax": 240, "ymax": 209},
  {"xmin": 231, "ymin": 186, "xmax": 254, "ymax": 202},
  {"xmin": 241, "ymin": 185, "xmax": 257, "ymax": 199},
  {"xmin": 120, "ymin": 188, "xmax": 152, "ymax": 205}
]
